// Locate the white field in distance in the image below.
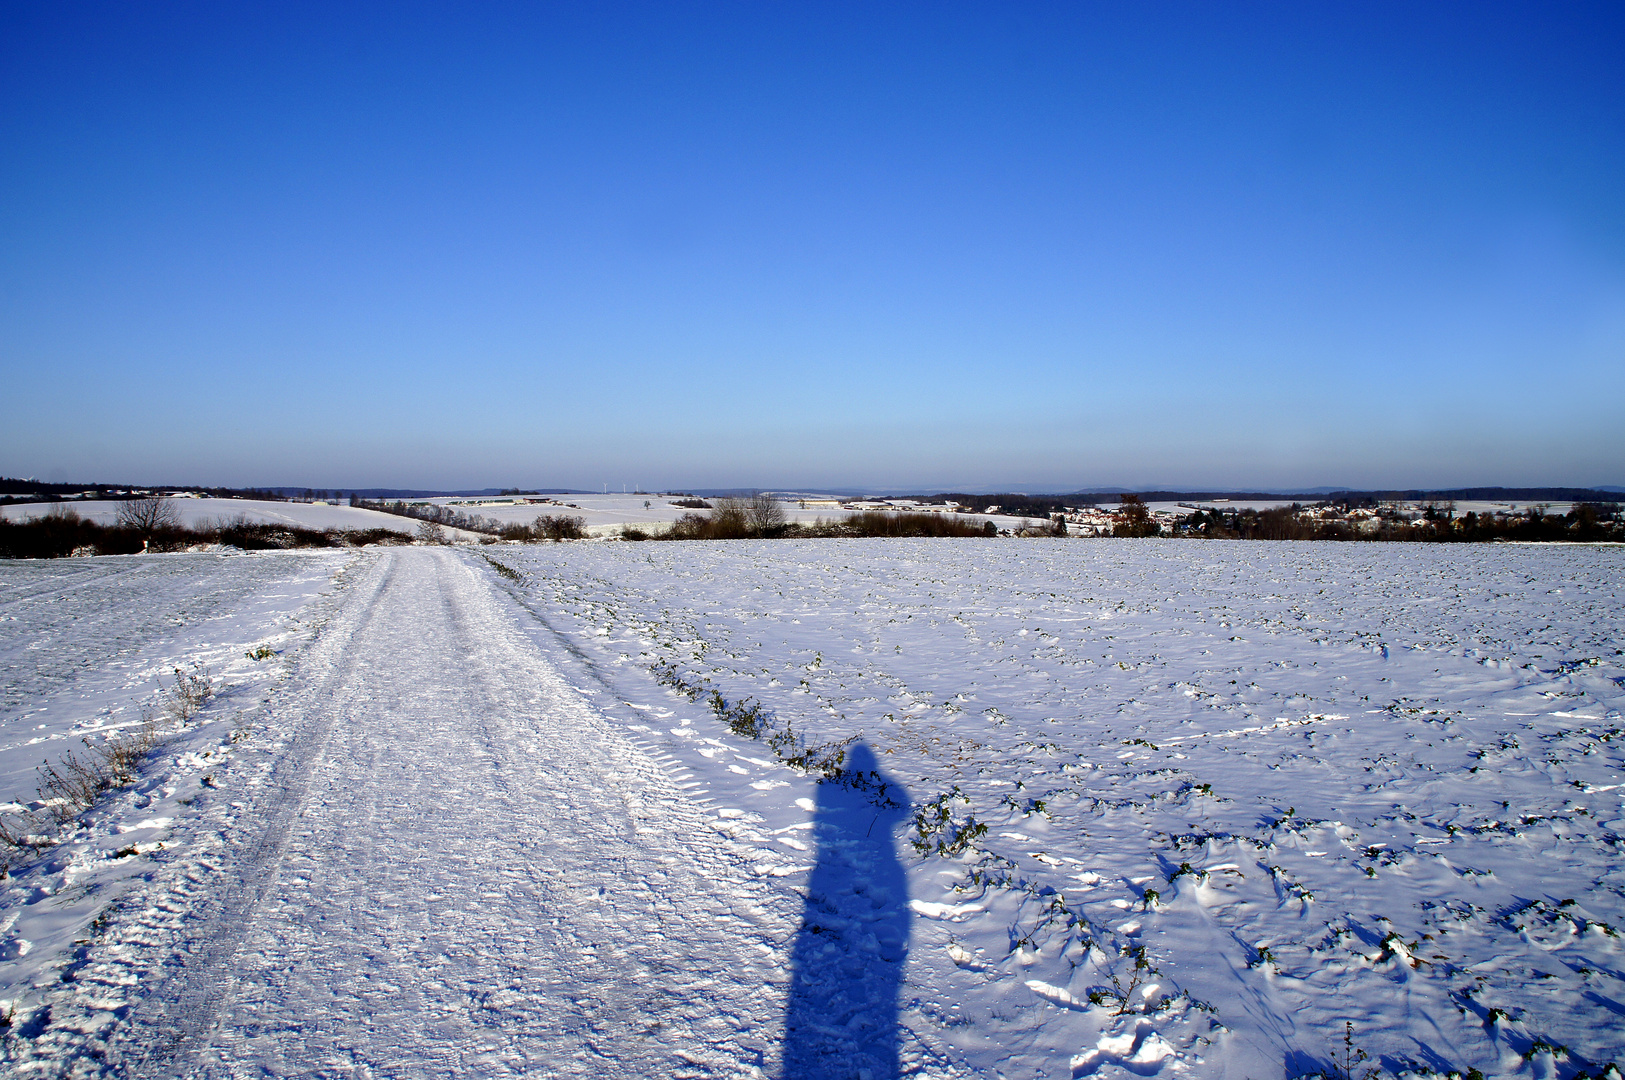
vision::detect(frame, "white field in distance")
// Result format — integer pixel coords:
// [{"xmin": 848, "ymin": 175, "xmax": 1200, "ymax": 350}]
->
[
  {"xmin": 5, "ymin": 493, "xmax": 1589, "ymax": 544},
  {"xmin": 0, "ymin": 498, "xmax": 489, "ymax": 540},
  {"xmin": 1, "ymin": 494, "xmax": 1014, "ymax": 540},
  {"xmin": 412, "ymin": 493, "xmax": 1036, "ymax": 535}
]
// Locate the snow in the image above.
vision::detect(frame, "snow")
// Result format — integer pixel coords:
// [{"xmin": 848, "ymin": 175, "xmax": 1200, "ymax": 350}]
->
[
  {"xmin": 416, "ymin": 493, "xmax": 881, "ymax": 536},
  {"xmin": 489, "ymin": 537, "xmax": 1625, "ymax": 1078},
  {"xmin": 0, "ymin": 497, "xmax": 456, "ymax": 537},
  {"xmin": 1, "ymin": 539, "xmax": 1621, "ymax": 1078},
  {"xmin": 0, "ymin": 549, "xmax": 797, "ymax": 1077},
  {"xmin": 0, "ymin": 549, "xmax": 355, "ymax": 1044},
  {"xmin": 0, "ymin": 551, "xmax": 349, "ymax": 806},
  {"xmin": 0, "ymin": 492, "xmax": 1024, "ymax": 540},
  {"xmin": 1144, "ymin": 500, "xmax": 1301, "ymax": 514}
]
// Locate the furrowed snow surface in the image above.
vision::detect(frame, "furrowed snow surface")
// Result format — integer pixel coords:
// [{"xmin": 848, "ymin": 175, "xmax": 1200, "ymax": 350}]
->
[
  {"xmin": 488, "ymin": 538, "xmax": 1625, "ymax": 1080},
  {"xmin": 1, "ymin": 540, "xmax": 1621, "ymax": 1079}
]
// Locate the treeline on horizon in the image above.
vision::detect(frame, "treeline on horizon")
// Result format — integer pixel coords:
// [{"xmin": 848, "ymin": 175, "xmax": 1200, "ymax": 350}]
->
[
  {"xmin": 4, "ymin": 496, "xmax": 1622, "ymax": 559},
  {"xmin": 7, "ymin": 476, "xmax": 1620, "ymax": 507},
  {"xmin": 352, "ymin": 494, "xmax": 997, "ymax": 541},
  {"xmin": 0, "ymin": 478, "xmax": 606, "ymax": 503},
  {"xmin": 0, "ymin": 478, "xmax": 291, "ymax": 503}
]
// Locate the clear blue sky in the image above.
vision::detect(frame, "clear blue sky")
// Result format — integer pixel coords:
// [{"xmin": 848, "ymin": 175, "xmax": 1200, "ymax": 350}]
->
[{"xmin": 3, "ymin": 2, "xmax": 1621, "ymax": 491}]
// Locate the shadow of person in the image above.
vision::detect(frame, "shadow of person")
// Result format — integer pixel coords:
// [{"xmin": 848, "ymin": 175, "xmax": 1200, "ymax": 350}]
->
[{"xmin": 783, "ymin": 743, "xmax": 912, "ymax": 1080}]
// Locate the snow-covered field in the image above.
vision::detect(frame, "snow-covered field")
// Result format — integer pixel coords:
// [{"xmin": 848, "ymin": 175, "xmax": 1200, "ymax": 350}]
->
[
  {"xmin": 492, "ymin": 539, "xmax": 1625, "ymax": 1079},
  {"xmin": 417, "ymin": 493, "xmax": 944, "ymax": 535},
  {"xmin": 0, "ymin": 492, "xmax": 1012, "ymax": 540},
  {"xmin": 0, "ymin": 550, "xmax": 358, "ymax": 1058},
  {"xmin": 0, "ymin": 540, "xmax": 1620, "ymax": 1078},
  {"xmin": 0, "ymin": 498, "xmax": 458, "ymax": 537}
]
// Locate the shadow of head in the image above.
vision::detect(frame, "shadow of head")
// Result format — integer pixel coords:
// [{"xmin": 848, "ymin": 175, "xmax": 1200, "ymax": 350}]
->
[{"xmin": 784, "ymin": 742, "xmax": 912, "ymax": 1080}]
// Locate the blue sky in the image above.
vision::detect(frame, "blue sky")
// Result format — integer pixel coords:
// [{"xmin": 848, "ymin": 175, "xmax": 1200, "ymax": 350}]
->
[{"xmin": 3, "ymin": 2, "xmax": 1621, "ymax": 491}]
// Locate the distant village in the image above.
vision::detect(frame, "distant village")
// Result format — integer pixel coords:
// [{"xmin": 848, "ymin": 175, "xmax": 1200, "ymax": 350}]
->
[{"xmin": 782, "ymin": 493, "xmax": 1625, "ymax": 543}]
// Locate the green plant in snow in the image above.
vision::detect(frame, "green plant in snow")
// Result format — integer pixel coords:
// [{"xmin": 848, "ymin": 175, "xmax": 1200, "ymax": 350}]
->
[
  {"xmin": 1087, "ymin": 943, "xmax": 1160, "ymax": 1016},
  {"xmin": 912, "ymin": 786, "xmax": 987, "ymax": 856},
  {"xmin": 1323, "ymin": 1020, "xmax": 1380, "ymax": 1080},
  {"xmin": 478, "ymin": 552, "xmax": 523, "ymax": 582}
]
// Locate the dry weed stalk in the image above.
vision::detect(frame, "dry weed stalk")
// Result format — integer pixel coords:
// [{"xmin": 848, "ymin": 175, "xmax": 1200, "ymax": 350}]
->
[{"xmin": 0, "ymin": 664, "xmax": 214, "ymax": 867}]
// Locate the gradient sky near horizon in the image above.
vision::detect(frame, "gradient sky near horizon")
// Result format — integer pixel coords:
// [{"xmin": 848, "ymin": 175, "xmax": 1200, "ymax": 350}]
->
[{"xmin": 3, "ymin": 2, "xmax": 1622, "ymax": 492}]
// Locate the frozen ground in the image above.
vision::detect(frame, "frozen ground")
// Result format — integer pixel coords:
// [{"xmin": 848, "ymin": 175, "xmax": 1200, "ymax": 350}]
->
[
  {"xmin": 0, "ymin": 552, "xmax": 351, "ymax": 803},
  {"xmin": 0, "ymin": 540, "xmax": 1620, "ymax": 1079}
]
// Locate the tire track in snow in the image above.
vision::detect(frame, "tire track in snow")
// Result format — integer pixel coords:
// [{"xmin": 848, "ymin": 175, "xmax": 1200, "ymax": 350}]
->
[
  {"xmin": 117, "ymin": 549, "xmax": 405, "ymax": 1074},
  {"xmin": 0, "ymin": 562, "xmax": 148, "ymax": 608},
  {"xmin": 1, "ymin": 550, "xmax": 395, "ymax": 1074},
  {"xmin": 31, "ymin": 547, "xmax": 789, "ymax": 1077}
]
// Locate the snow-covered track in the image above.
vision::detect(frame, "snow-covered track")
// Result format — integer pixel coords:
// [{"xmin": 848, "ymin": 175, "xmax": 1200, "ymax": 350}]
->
[{"xmin": 11, "ymin": 548, "xmax": 789, "ymax": 1078}]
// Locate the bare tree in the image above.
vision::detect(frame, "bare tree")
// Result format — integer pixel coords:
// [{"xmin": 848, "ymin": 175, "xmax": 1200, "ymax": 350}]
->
[
  {"xmin": 117, "ymin": 496, "xmax": 181, "ymax": 534},
  {"xmin": 747, "ymin": 493, "xmax": 786, "ymax": 534}
]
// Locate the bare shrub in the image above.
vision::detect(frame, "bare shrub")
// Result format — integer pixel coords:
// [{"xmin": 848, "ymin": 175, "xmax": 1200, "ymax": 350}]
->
[
  {"xmin": 117, "ymin": 496, "xmax": 182, "ymax": 533},
  {"xmin": 707, "ymin": 497, "xmax": 752, "ymax": 539},
  {"xmin": 838, "ymin": 511, "xmax": 988, "ymax": 538},
  {"xmin": 2, "ymin": 714, "xmax": 164, "ymax": 857},
  {"xmin": 535, "ymin": 514, "xmax": 587, "ymax": 540},
  {"xmin": 656, "ymin": 506, "xmax": 990, "ymax": 541},
  {"xmin": 0, "ymin": 810, "xmax": 53, "ymax": 855},
  {"xmin": 0, "ymin": 503, "xmax": 108, "ymax": 558},
  {"xmin": 163, "ymin": 662, "xmax": 214, "ymax": 723},
  {"xmin": 416, "ymin": 519, "xmax": 449, "ymax": 544},
  {"xmin": 3, "ymin": 507, "xmax": 420, "ymax": 559},
  {"xmin": 0, "ymin": 666, "xmax": 211, "ymax": 863},
  {"xmin": 38, "ymin": 747, "xmax": 125, "ymax": 824},
  {"xmin": 1087, "ymin": 944, "xmax": 1161, "ymax": 1015}
]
